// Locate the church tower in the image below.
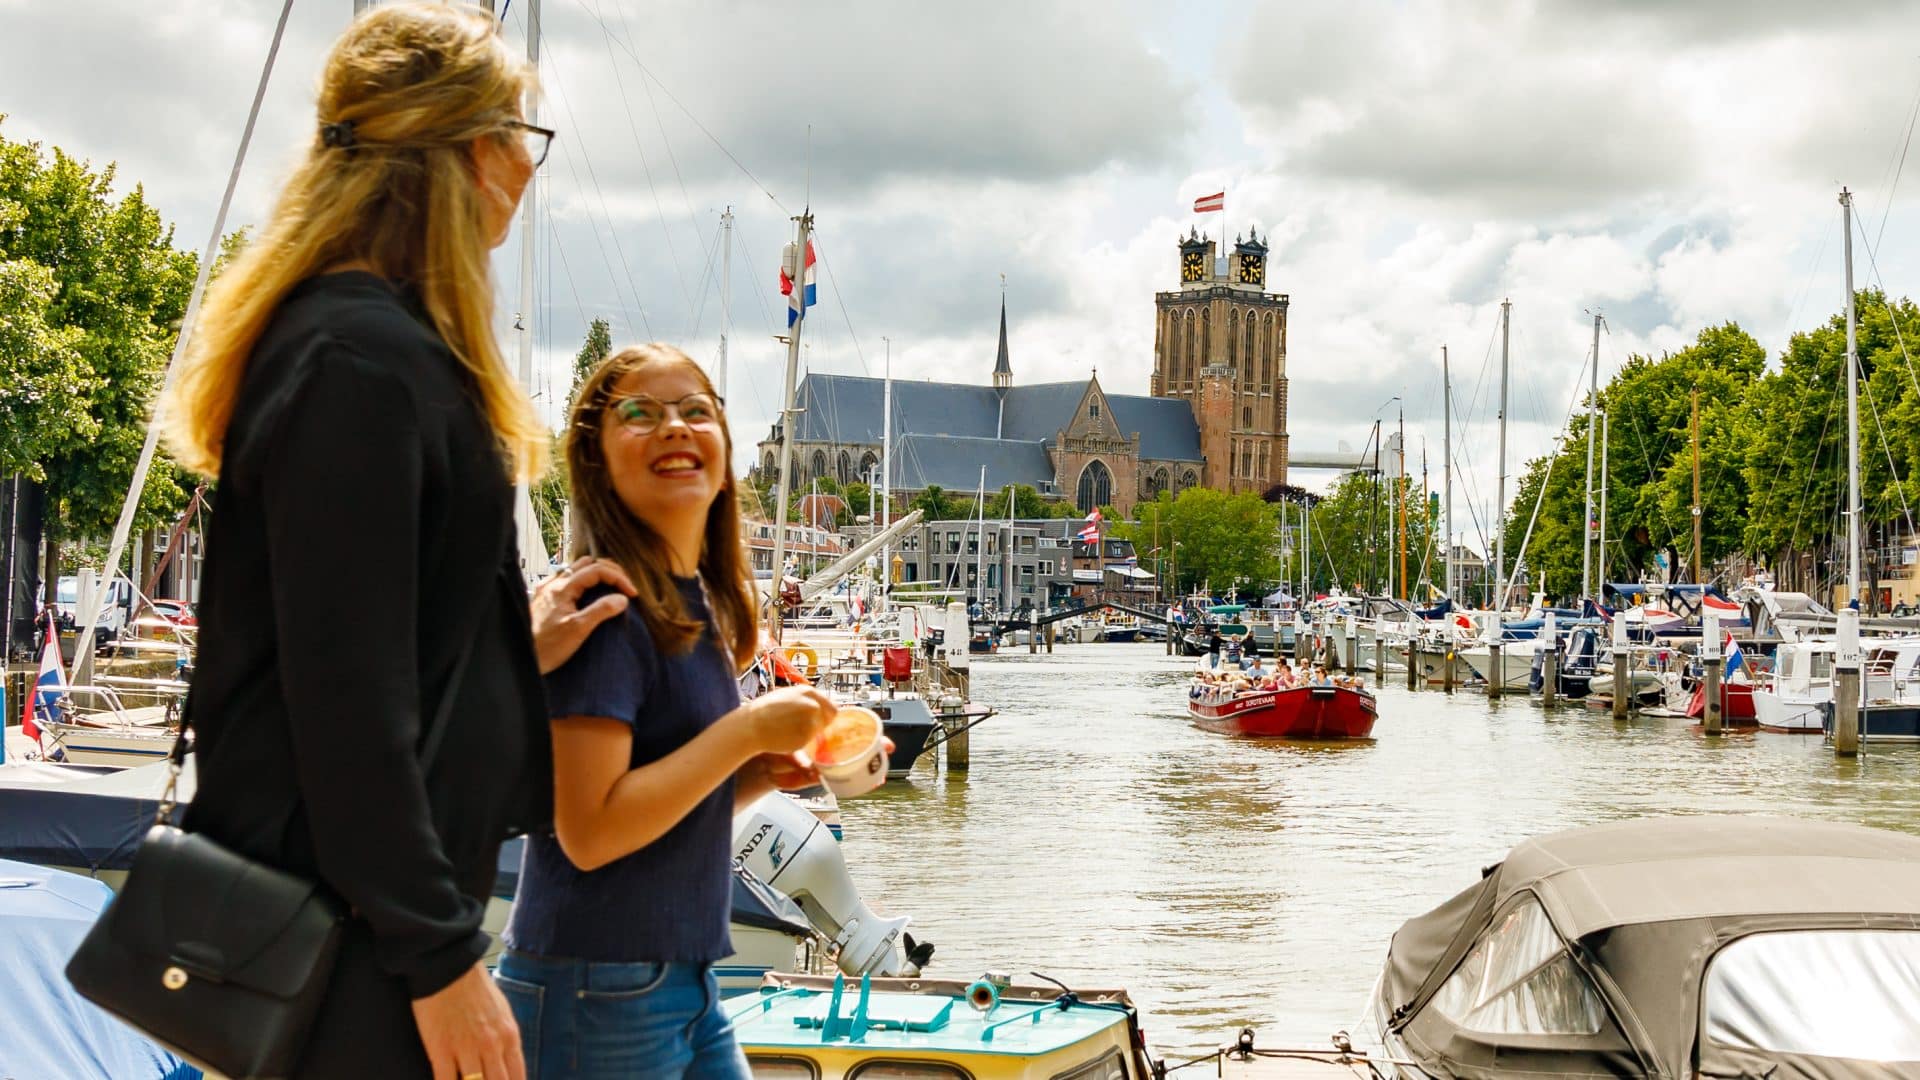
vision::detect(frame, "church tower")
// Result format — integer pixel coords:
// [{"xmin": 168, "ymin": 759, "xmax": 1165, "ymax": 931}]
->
[{"xmin": 1151, "ymin": 226, "xmax": 1289, "ymax": 493}]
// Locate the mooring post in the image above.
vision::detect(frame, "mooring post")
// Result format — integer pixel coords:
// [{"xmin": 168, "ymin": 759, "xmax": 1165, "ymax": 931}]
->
[
  {"xmin": 1702, "ymin": 608, "xmax": 1723, "ymax": 735},
  {"xmin": 1345, "ymin": 615, "xmax": 1359, "ymax": 674},
  {"xmin": 1541, "ymin": 611, "xmax": 1559, "ymax": 707},
  {"xmin": 1373, "ymin": 621, "xmax": 1386, "ymax": 686},
  {"xmin": 1045, "ymin": 619, "xmax": 1055, "ymax": 654},
  {"xmin": 1407, "ymin": 633, "xmax": 1421, "ymax": 691},
  {"xmin": 1443, "ymin": 628, "xmax": 1456, "ymax": 693},
  {"xmin": 1835, "ymin": 606, "xmax": 1861, "ymax": 755},
  {"xmin": 943, "ymin": 601, "xmax": 971, "ymax": 774},
  {"xmin": 1487, "ymin": 617, "xmax": 1504, "ymax": 699},
  {"xmin": 1611, "ymin": 609, "xmax": 1630, "ymax": 719}
]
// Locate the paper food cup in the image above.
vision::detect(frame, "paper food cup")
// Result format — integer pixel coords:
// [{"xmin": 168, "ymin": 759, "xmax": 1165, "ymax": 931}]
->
[{"xmin": 813, "ymin": 705, "xmax": 887, "ymax": 799}]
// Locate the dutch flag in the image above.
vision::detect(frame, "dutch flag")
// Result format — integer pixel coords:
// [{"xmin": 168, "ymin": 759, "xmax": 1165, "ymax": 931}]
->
[
  {"xmin": 21, "ymin": 622, "xmax": 66, "ymax": 743},
  {"xmin": 1076, "ymin": 508, "xmax": 1102, "ymax": 543},
  {"xmin": 1723, "ymin": 631, "xmax": 1744, "ymax": 681},
  {"xmin": 779, "ymin": 240, "xmax": 817, "ymax": 328}
]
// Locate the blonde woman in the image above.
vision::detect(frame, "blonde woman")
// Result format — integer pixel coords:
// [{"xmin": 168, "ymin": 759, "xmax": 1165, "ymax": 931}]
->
[
  {"xmin": 161, "ymin": 7, "xmax": 627, "ymax": 1078},
  {"xmin": 497, "ymin": 346, "xmax": 834, "ymax": 1079}
]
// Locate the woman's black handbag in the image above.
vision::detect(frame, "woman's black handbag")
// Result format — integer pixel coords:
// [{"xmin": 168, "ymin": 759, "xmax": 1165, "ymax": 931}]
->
[{"xmin": 66, "ymin": 628, "xmax": 479, "ymax": 1078}]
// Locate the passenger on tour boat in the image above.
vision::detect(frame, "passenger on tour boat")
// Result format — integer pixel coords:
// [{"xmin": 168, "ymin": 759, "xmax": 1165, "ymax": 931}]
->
[
  {"xmin": 1245, "ymin": 656, "xmax": 1267, "ymax": 680},
  {"xmin": 498, "ymin": 344, "xmax": 839, "ymax": 1079}
]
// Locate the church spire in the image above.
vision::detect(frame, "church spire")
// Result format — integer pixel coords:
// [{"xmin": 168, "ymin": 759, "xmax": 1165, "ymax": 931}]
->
[{"xmin": 993, "ymin": 275, "xmax": 1012, "ymax": 393}]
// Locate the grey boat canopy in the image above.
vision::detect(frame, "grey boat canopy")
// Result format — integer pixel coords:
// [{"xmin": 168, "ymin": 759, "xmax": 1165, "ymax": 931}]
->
[{"xmin": 1380, "ymin": 815, "xmax": 1920, "ymax": 1078}]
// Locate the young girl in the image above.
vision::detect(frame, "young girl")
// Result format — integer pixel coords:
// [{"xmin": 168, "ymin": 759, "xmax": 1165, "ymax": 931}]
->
[{"xmin": 497, "ymin": 344, "xmax": 835, "ymax": 1078}]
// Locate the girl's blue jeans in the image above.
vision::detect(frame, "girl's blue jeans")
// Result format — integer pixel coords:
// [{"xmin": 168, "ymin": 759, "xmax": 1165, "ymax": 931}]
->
[{"xmin": 495, "ymin": 949, "xmax": 750, "ymax": 1080}]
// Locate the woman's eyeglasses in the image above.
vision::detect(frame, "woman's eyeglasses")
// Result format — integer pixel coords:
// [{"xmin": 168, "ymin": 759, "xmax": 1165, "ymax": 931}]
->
[
  {"xmin": 609, "ymin": 393, "xmax": 724, "ymax": 435},
  {"xmin": 505, "ymin": 121, "xmax": 556, "ymax": 167}
]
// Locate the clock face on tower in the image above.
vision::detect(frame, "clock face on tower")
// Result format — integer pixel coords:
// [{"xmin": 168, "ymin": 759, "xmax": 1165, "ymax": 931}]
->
[
  {"xmin": 1181, "ymin": 250, "xmax": 1205, "ymax": 283},
  {"xmin": 1237, "ymin": 253, "xmax": 1265, "ymax": 287}
]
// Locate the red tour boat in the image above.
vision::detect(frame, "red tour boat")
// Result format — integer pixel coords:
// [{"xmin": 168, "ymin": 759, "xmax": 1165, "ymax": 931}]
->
[{"xmin": 1188, "ymin": 684, "xmax": 1378, "ymax": 739}]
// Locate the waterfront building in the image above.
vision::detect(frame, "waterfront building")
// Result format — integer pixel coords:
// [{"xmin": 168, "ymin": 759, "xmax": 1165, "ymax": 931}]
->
[
  {"xmin": 751, "ymin": 230, "xmax": 1290, "ymax": 517},
  {"xmin": 741, "ymin": 518, "xmax": 848, "ymax": 576}
]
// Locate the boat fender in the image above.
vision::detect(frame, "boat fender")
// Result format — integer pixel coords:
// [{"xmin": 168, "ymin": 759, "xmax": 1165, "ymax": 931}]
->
[{"xmin": 782, "ymin": 642, "xmax": 819, "ymax": 680}]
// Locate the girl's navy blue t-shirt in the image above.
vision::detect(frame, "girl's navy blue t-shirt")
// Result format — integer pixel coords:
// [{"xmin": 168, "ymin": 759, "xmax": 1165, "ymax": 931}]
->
[{"xmin": 505, "ymin": 576, "xmax": 740, "ymax": 962}]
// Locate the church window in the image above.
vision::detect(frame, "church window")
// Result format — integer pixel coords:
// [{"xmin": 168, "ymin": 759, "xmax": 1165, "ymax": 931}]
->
[
  {"xmin": 1242, "ymin": 406, "xmax": 1252, "ymax": 428},
  {"xmin": 1241, "ymin": 443, "xmax": 1253, "ymax": 478},
  {"xmin": 837, "ymin": 451, "xmax": 852, "ymax": 483},
  {"xmin": 1181, "ymin": 469, "xmax": 1198, "ymax": 490},
  {"xmin": 1227, "ymin": 310, "xmax": 1238, "ymax": 372},
  {"xmin": 811, "ymin": 450, "xmax": 827, "ymax": 481},
  {"xmin": 1088, "ymin": 401, "xmax": 1100, "ymax": 420},
  {"xmin": 1259, "ymin": 442, "xmax": 1270, "ymax": 480},
  {"xmin": 859, "ymin": 451, "xmax": 879, "ymax": 482},
  {"xmin": 1148, "ymin": 467, "xmax": 1169, "ymax": 497},
  {"xmin": 1244, "ymin": 320, "xmax": 1255, "ymax": 381},
  {"xmin": 1075, "ymin": 460, "xmax": 1113, "ymax": 513},
  {"xmin": 1184, "ymin": 312, "xmax": 1196, "ymax": 382}
]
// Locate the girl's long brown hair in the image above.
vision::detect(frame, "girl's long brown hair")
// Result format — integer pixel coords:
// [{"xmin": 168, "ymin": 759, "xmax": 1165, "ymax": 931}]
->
[
  {"xmin": 162, "ymin": 3, "xmax": 546, "ymax": 480},
  {"xmin": 566, "ymin": 345, "xmax": 757, "ymax": 671}
]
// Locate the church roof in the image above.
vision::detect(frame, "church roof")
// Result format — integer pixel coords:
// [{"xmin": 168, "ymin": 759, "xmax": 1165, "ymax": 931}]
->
[
  {"xmin": 793, "ymin": 375, "xmax": 999, "ymax": 443},
  {"xmin": 1108, "ymin": 395, "xmax": 1203, "ymax": 462},
  {"xmin": 787, "ymin": 371, "xmax": 1203, "ymax": 468},
  {"xmin": 890, "ymin": 435, "xmax": 1055, "ymax": 492},
  {"xmin": 993, "ymin": 298, "xmax": 1011, "ymax": 378}
]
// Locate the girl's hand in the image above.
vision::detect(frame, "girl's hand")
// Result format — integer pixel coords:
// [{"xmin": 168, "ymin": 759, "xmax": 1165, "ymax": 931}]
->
[
  {"xmin": 746, "ymin": 751, "xmax": 820, "ymax": 791},
  {"xmin": 743, "ymin": 686, "xmax": 835, "ymax": 755}
]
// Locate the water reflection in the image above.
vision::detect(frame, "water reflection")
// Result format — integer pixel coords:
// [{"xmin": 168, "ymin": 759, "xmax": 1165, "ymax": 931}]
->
[{"xmin": 835, "ymin": 642, "xmax": 1920, "ymax": 1055}]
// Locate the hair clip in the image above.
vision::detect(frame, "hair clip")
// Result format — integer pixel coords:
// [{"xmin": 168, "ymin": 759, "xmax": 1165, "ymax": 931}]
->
[{"xmin": 319, "ymin": 120, "xmax": 358, "ymax": 149}]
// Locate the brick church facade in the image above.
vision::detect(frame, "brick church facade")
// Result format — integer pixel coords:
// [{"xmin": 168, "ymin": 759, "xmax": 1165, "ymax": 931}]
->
[{"xmin": 753, "ymin": 229, "xmax": 1290, "ymax": 517}]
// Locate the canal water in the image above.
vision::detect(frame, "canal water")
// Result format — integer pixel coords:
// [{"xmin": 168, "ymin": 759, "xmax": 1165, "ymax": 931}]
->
[{"xmin": 836, "ymin": 640, "xmax": 1920, "ymax": 1058}]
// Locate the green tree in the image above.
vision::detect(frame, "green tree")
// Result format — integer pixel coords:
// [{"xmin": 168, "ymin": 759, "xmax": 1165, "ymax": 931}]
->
[
  {"xmin": 0, "ymin": 258, "xmax": 92, "ymax": 477},
  {"xmin": 910, "ymin": 484, "xmax": 972, "ymax": 521},
  {"xmin": 1129, "ymin": 487, "xmax": 1281, "ymax": 591},
  {"xmin": 981, "ymin": 484, "xmax": 1059, "ymax": 519},
  {"xmin": 572, "ymin": 316, "xmax": 612, "ymax": 405},
  {"xmin": 0, "ymin": 123, "xmax": 200, "ymax": 585}
]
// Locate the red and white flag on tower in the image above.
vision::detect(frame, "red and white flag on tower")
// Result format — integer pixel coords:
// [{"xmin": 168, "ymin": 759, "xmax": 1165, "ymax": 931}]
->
[{"xmin": 1192, "ymin": 191, "xmax": 1225, "ymax": 214}]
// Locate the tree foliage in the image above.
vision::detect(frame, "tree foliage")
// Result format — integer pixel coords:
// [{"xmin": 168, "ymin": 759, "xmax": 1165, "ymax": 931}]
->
[
  {"xmin": 0, "ymin": 121, "xmax": 200, "ymax": 553},
  {"xmin": 1119, "ymin": 487, "xmax": 1281, "ymax": 591}
]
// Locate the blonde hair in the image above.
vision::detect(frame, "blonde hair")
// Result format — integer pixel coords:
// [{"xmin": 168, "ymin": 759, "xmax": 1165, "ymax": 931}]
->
[
  {"xmin": 565, "ymin": 345, "xmax": 758, "ymax": 671},
  {"xmin": 162, "ymin": 3, "xmax": 545, "ymax": 479}
]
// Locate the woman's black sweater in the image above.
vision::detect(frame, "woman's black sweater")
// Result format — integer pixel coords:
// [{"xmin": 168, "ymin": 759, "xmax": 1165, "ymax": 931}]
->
[{"xmin": 182, "ymin": 272, "xmax": 549, "ymax": 998}]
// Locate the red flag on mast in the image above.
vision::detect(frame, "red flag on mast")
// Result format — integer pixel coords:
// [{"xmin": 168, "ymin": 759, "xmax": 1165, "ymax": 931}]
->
[{"xmin": 1193, "ymin": 191, "xmax": 1225, "ymax": 213}]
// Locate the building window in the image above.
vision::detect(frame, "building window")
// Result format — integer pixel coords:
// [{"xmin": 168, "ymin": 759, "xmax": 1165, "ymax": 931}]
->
[
  {"xmin": 1039, "ymin": 561, "xmax": 1054, "ymax": 575},
  {"xmin": 1075, "ymin": 460, "xmax": 1113, "ymax": 513},
  {"xmin": 947, "ymin": 534, "xmax": 961, "ymax": 554},
  {"xmin": 811, "ymin": 450, "xmax": 827, "ymax": 480},
  {"xmin": 1182, "ymin": 469, "xmax": 1198, "ymax": 490},
  {"xmin": 1242, "ymin": 406, "xmax": 1252, "ymax": 428},
  {"xmin": 967, "ymin": 536, "xmax": 978, "ymax": 555},
  {"xmin": 1088, "ymin": 401, "xmax": 1100, "ymax": 420}
]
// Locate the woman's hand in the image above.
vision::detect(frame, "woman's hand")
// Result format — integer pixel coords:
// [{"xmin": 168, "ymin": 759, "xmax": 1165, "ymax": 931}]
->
[
  {"xmin": 530, "ymin": 557, "xmax": 636, "ymax": 674},
  {"xmin": 744, "ymin": 751, "xmax": 820, "ymax": 791},
  {"xmin": 411, "ymin": 963, "xmax": 525, "ymax": 1080},
  {"xmin": 742, "ymin": 686, "xmax": 835, "ymax": 755}
]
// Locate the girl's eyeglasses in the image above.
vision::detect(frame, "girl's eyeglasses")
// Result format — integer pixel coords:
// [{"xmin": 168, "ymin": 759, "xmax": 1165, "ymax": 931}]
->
[
  {"xmin": 505, "ymin": 121, "xmax": 556, "ymax": 167},
  {"xmin": 609, "ymin": 393, "xmax": 724, "ymax": 435}
]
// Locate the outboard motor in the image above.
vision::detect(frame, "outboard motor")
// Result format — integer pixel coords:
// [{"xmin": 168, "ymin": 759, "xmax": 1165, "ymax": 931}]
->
[{"xmin": 732, "ymin": 793, "xmax": 930, "ymax": 978}]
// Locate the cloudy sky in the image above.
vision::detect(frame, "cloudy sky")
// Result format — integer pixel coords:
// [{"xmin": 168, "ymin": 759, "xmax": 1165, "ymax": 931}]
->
[{"xmin": 7, "ymin": 0, "xmax": 1920, "ymax": 553}]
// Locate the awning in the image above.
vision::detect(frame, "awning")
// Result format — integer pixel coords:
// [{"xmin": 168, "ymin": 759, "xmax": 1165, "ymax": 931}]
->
[
  {"xmin": 1071, "ymin": 569, "xmax": 1102, "ymax": 583},
  {"xmin": 1106, "ymin": 565, "xmax": 1154, "ymax": 581}
]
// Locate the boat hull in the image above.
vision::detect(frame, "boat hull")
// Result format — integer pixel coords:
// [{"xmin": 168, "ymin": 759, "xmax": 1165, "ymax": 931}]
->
[
  {"xmin": 1684, "ymin": 681, "xmax": 1757, "ymax": 724},
  {"xmin": 868, "ymin": 698, "xmax": 939, "ymax": 778},
  {"xmin": 1188, "ymin": 685, "xmax": 1377, "ymax": 739}
]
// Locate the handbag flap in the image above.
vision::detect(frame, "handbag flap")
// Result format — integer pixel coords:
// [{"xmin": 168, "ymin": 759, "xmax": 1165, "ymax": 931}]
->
[{"xmin": 112, "ymin": 825, "xmax": 342, "ymax": 999}]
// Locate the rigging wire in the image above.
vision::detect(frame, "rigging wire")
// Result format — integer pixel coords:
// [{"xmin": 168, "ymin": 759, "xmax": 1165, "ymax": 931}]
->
[
  {"xmin": 606, "ymin": 0, "xmax": 716, "ymax": 277},
  {"xmin": 564, "ymin": 0, "xmax": 789, "ymax": 213},
  {"xmin": 538, "ymin": 47, "xmax": 654, "ymax": 337},
  {"xmin": 1872, "ymin": 66, "xmax": 1920, "ymax": 255},
  {"xmin": 583, "ymin": 0, "xmax": 697, "ymax": 329}
]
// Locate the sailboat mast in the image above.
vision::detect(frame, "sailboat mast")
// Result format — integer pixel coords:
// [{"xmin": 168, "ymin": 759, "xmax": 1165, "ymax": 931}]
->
[
  {"xmin": 768, "ymin": 212, "xmax": 814, "ymax": 637},
  {"xmin": 717, "ymin": 207, "xmax": 733, "ymax": 396},
  {"xmin": 1495, "ymin": 299, "xmax": 1511, "ymax": 609},
  {"xmin": 1443, "ymin": 345, "xmax": 1454, "ymax": 604},
  {"xmin": 1842, "ymin": 188, "xmax": 1862, "ymax": 604},
  {"xmin": 1691, "ymin": 389, "xmax": 1702, "ymax": 585},
  {"xmin": 972, "ymin": 466, "xmax": 987, "ymax": 607},
  {"xmin": 1598, "ymin": 412, "xmax": 1609, "ymax": 587},
  {"xmin": 881, "ymin": 335, "xmax": 892, "ymax": 604},
  {"xmin": 1397, "ymin": 402, "xmax": 1407, "ymax": 601},
  {"xmin": 514, "ymin": 0, "xmax": 539, "ymax": 393},
  {"xmin": 1583, "ymin": 313, "xmax": 1600, "ymax": 599}
]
